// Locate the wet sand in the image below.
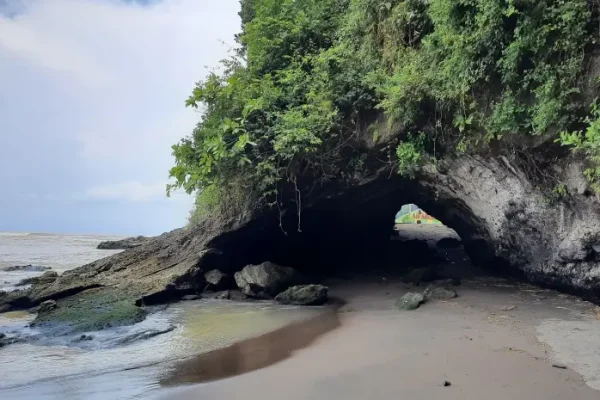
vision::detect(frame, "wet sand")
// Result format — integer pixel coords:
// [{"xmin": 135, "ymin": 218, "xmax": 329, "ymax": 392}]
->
[{"xmin": 158, "ymin": 277, "xmax": 600, "ymax": 400}]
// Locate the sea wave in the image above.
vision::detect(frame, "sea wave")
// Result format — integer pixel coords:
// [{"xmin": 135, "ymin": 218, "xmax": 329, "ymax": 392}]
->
[
  {"xmin": 0, "ymin": 232, "xmax": 30, "ymax": 237},
  {"xmin": 26, "ymin": 232, "xmax": 56, "ymax": 237}
]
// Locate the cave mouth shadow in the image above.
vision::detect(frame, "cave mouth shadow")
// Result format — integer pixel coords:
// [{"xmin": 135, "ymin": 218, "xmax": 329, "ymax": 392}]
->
[{"xmin": 210, "ymin": 179, "xmax": 512, "ymax": 283}]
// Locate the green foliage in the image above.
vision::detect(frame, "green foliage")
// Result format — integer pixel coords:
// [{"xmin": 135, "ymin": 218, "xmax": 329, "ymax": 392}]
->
[
  {"xmin": 558, "ymin": 102, "xmax": 600, "ymax": 192},
  {"xmin": 396, "ymin": 132, "xmax": 426, "ymax": 176},
  {"xmin": 187, "ymin": 185, "xmax": 222, "ymax": 225},
  {"xmin": 169, "ymin": 0, "xmax": 597, "ymax": 210}
]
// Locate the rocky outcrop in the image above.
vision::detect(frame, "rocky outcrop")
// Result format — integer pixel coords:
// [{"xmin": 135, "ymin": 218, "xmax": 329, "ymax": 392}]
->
[
  {"xmin": 97, "ymin": 236, "xmax": 151, "ymax": 250},
  {"xmin": 1, "ymin": 265, "xmax": 50, "ymax": 272},
  {"xmin": 234, "ymin": 262, "xmax": 303, "ymax": 298},
  {"xmin": 0, "ymin": 224, "xmax": 233, "ymax": 313},
  {"xmin": 2, "ymin": 145, "xmax": 600, "ymax": 321},
  {"xmin": 420, "ymin": 155, "xmax": 600, "ymax": 300},
  {"xmin": 16, "ymin": 271, "xmax": 59, "ymax": 287},
  {"xmin": 275, "ymin": 285, "xmax": 329, "ymax": 305}
]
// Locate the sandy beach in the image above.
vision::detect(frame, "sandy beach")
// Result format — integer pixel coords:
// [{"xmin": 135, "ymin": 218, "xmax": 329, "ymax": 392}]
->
[{"xmin": 158, "ymin": 276, "xmax": 600, "ymax": 400}]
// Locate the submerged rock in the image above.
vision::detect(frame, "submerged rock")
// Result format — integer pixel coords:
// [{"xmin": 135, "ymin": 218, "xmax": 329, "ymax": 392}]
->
[
  {"xmin": 424, "ymin": 286, "xmax": 458, "ymax": 301},
  {"xmin": 97, "ymin": 236, "xmax": 150, "ymax": 250},
  {"xmin": 75, "ymin": 334, "xmax": 94, "ymax": 342},
  {"xmin": 116, "ymin": 326, "xmax": 175, "ymax": 345},
  {"xmin": 1, "ymin": 265, "xmax": 50, "ymax": 272},
  {"xmin": 234, "ymin": 262, "xmax": 303, "ymax": 298},
  {"xmin": 275, "ymin": 284, "xmax": 329, "ymax": 306},
  {"xmin": 0, "ymin": 333, "xmax": 23, "ymax": 348},
  {"xmin": 395, "ymin": 292, "xmax": 426, "ymax": 311}
]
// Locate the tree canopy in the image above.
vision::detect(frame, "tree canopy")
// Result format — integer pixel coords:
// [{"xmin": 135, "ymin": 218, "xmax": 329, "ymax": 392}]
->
[{"xmin": 169, "ymin": 0, "xmax": 600, "ymax": 220}]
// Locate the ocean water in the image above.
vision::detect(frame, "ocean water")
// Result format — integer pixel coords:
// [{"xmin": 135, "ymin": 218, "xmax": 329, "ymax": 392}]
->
[
  {"xmin": 0, "ymin": 232, "xmax": 124, "ymax": 291},
  {"xmin": 0, "ymin": 231, "xmax": 333, "ymax": 399}
]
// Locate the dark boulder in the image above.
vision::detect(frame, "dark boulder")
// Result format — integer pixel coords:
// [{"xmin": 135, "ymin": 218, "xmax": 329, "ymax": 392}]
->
[
  {"xmin": 275, "ymin": 284, "xmax": 329, "ymax": 306},
  {"xmin": 234, "ymin": 262, "xmax": 303, "ymax": 298}
]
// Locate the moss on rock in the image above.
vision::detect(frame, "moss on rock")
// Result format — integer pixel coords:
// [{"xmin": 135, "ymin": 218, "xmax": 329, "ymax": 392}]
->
[{"xmin": 32, "ymin": 288, "xmax": 147, "ymax": 335}]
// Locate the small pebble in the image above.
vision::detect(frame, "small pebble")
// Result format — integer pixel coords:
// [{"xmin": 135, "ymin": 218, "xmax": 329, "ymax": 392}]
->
[
  {"xmin": 443, "ymin": 380, "xmax": 452, "ymax": 387},
  {"xmin": 552, "ymin": 363, "xmax": 567, "ymax": 370},
  {"xmin": 501, "ymin": 305, "xmax": 517, "ymax": 311}
]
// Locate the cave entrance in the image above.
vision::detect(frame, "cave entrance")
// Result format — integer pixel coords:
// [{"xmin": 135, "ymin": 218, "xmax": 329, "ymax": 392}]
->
[{"xmin": 212, "ymin": 179, "xmax": 487, "ymax": 285}]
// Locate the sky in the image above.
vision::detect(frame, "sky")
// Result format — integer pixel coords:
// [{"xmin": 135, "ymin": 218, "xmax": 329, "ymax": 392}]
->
[{"xmin": 0, "ymin": 0, "xmax": 241, "ymax": 235}]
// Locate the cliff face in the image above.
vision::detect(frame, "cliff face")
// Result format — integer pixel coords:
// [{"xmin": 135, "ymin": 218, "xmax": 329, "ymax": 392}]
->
[{"xmin": 422, "ymin": 155, "xmax": 600, "ymax": 298}]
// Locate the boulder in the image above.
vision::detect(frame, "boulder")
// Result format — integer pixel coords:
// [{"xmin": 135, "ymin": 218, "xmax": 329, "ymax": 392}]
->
[
  {"xmin": 424, "ymin": 286, "xmax": 458, "ymax": 301},
  {"xmin": 204, "ymin": 269, "xmax": 233, "ymax": 291},
  {"xmin": 275, "ymin": 284, "xmax": 329, "ymax": 306},
  {"xmin": 234, "ymin": 262, "xmax": 303, "ymax": 297},
  {"xmin": 97, "ymin": 236, "xmax": 150, "ymax": 250},
  {"xmin": 395, "ymin": 292, "xmax": 425, "ymax": 311}
]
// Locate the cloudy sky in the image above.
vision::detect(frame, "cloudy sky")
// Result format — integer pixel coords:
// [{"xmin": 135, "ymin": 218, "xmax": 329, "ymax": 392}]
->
[{"xmin": 0, "ymin": 0, "xmax": 241, "ymax": 235}]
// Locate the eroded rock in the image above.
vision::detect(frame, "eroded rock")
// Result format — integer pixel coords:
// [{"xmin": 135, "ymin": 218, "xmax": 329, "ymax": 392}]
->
[{"xmin": 275, "ymin": 284, "xmax": 329, "ymax": 306}]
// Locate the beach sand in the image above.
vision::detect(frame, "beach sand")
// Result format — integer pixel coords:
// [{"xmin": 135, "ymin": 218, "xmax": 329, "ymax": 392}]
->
[{"xmin": 158, "ymin": 277, "xmax": 600, "ymax": 400}]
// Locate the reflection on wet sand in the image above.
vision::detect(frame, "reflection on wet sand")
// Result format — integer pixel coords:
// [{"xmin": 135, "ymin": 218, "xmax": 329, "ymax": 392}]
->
[{"xmin": 159, "ymin": 311, "xmax": 340, "ymax": 387}]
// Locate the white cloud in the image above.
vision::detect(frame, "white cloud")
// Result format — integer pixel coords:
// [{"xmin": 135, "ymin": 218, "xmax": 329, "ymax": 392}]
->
[
  {"xmin": 85, "ymin": 180, "xmax": 167, "ymax": 202},
  {"xmin": 0, "ymin": 0, "xmax": 241, "ymax": 233}
]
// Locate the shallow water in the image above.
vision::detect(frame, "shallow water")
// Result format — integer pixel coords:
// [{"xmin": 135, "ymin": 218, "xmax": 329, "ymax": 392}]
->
[
  {"xmin": 0, "ymin": 300, "xmax": 333, "ymax": 399},
  {"xmin": 0, "ymin": 231, "xmax": 122, "ymax": 291}
]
